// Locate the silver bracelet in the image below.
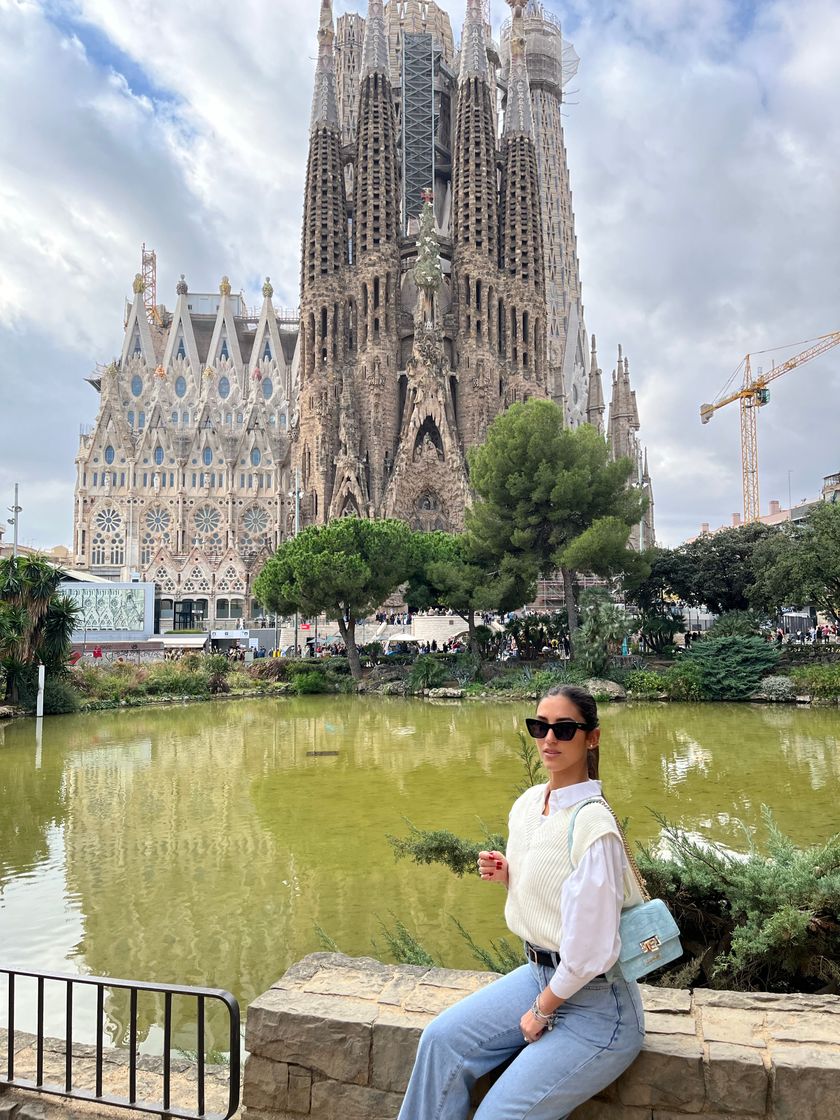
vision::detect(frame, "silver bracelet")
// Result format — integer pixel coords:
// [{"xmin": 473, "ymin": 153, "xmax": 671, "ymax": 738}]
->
[{"xmin": 531, "ymin": 997, "xmax": 556, "ymax": 1029}]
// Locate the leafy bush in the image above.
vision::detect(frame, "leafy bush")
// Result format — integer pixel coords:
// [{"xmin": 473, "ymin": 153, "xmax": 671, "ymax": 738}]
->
[
  {"xmin": 662, "ymin": 660, "xmax": 703, "ymax": 701},
  {"xmin": 706, "ymin": 610, "xmax": 767, "ymax": 639},
  {"xmin": 682, "ymin": 636, "xmax": 780, "ymax": 700},
  {"xmin": 144, "ymin": 663, "xmax": 208, "ymax": 697},
  {"xmin": 756, "ymin": 675, "xmax": 797, "ymax": 702},
  {"xmin": 624, "ymin": 669, "xmax": 667, "ymax": 696},
  {"xmin": 789, "ymin": 663, "xmax": 840, "ymax": 699},
  {"xmin": 16, "ymin": 670, "xmax": 80, "ymax": 714},
  {"xmin": 292, "ymin": 670, "xmax": 329, "ymax": 695},
  {"xmin": 205, "ymin": 654, "xmax": 231, "ymax": 695},
  {"xmin": 407, "ymin": 654, "xmax": 449, "ymax": 692},
  {"xmin": 638, "ymin": 809, "xmax": 840, "ymax": 993}
]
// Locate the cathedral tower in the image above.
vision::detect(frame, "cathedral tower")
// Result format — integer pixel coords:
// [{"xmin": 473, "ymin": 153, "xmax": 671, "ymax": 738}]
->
[
  {"xmin": 498, "ymin": 1, "xmax": 547, "ymax": 403},
  {"xmin": 351, "ymin": 0, "xmax": 402, "ymax": 512},
  {"xmin": 452, "ymin": 0, "xmax": 503, "ymax": 446},
  {"xmin": 297, "ymin": 0, "xmax": 349, "ymax": 523}
]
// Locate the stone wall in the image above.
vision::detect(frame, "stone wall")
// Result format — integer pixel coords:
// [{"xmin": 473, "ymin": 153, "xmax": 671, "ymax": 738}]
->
[{"xmin": 243, "ymin": 953, "xmax": 840, "ymax": 1120}]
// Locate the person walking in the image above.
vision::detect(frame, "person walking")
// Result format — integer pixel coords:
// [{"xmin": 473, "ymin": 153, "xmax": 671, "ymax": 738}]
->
[{"xmin": 397, "ymin": 685, "xmax": 646, "ymax": 1120}]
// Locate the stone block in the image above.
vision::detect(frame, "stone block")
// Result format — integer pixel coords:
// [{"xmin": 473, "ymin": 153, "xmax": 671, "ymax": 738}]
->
[
  {"xmin": 310, "ymin": 1080, "xmax": 404, "ymax": 1120},
  {"xmin": 704, "ymin": 1042, "xmax": 768, "ymax": 1114},
  {"xmin": 243, "ymin": 1056, "xmax": 290, "ymax": 1112},
  {"xmin": 569, "ymin": 1101, "xmax": 653, "ymax": 1119},
  {"xmin": 371, "ymin": 1017, "xmax": 424, "ymax": 1093},
  {"xmin": 699, "ymin": 1007, "xmax": 766, "ymax": 1049},
  {"xmin": 693, "ymin": 989, "xmax": 840, "ymax": 1015},
  {"xmin": 246, "ymin": 987, "xmax": 374, "ymax": 1084},
  {"xmin": 615, "ymin": 1034, "xmax": 705, "ymax": 1113},
  {"xmin": 643, "ymin": 1012, "xmax": 697, "ymax": 1037},
  {"xmin": 765, "ymin": 1010, "xmax": 840, "ymax": 1045},
  {"xmin": 13, "ymin": 1106, "xmax": 46, "ymax": 1120},
  {"xmin": 638, "ymin": 987, "xmax": 692, "ymax": 1014},
  {"xmin": 0, "ymin": 1100, "xmax": 19, "ymax": 1120},
  {"xmin": 771, "ymin": 1046, "xmax": 840, "ymax": 1120},
  {"xmin": 244, "ymin": 1109, "xmax": 310, "ymax": 1120},
  {"xmin": 286, "ymin": 1066, "xmax": 312, "ymax": 1113}
]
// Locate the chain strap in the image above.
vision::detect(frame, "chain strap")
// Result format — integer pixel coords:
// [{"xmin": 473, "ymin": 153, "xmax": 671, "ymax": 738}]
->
[{"xmin": 580, "ymin": 798, "xmax": 651, "ymax": 903}]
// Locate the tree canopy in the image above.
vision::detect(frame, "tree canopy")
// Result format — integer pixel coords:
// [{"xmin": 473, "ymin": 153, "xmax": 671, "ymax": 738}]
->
[
  {"xmin": 749, "ymin": 502, "xmax": 840, "ymax": 622},
  {"xmin": 467, "ymin": 401, "xmax": 646, "ymax": 641},
  {"xmin": 0, "ymin": 555, "xmax": 78, "ymax": 705},
  {"xmin": 405, "ymin": 531, "xmax": 530, "ymax": 655},
  {"xmin": 253, "ymin": 517, "xmax": 415, "ymax": 679}
]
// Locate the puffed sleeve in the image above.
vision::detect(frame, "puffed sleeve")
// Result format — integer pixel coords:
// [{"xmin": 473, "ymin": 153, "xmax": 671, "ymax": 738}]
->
[{"xmin": 548, "ymin": 833, "xmax": 625, "ymax": 999}]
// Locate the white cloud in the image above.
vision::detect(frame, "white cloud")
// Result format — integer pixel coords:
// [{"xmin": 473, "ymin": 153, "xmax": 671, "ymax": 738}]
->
[{"xmin": 0, "ymin": 0, "xmax": 838, "ymax": 550}]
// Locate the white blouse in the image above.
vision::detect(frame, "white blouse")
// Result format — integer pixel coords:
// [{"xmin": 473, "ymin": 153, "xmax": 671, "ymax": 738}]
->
[{"xmin": 536, "ymin": 779, "xmax": 625, "ymax": 999}]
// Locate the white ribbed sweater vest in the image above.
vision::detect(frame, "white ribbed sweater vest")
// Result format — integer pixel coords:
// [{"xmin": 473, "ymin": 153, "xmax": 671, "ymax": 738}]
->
[{"xmin": 504, "ymin": 785, "xmax": 640, "ymax": 951}]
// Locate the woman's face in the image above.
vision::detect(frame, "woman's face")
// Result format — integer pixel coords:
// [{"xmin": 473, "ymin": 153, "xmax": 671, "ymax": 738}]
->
[{"xmin": 533, "ymin": 693, "xmax": 600, "ymax": 787}]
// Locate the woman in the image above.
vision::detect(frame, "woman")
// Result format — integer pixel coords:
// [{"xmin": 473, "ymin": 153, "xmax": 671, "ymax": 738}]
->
[{"xmin": 397, "ymin": 685, "xmax": 645, "ymax": 1120}]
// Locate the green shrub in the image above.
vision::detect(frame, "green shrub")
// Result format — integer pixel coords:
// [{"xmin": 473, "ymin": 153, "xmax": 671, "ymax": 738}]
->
[
  {"xmin": 790, "ymin": 663, "xmax": 840, "ymax": 698},
  {"xmin": 407, "ymin": 654, "xmax": 449, "ymax": 692},
  {"xmin": 706, "ymin": 610, "xmax": 767, "ymax": 639},
  {"xmin": 145, "ymin": 663, "xmax": 208, "ymax": 697},
  {"xmin": 205, "ymin": 654, "xmax": 231, "ymax": 695},
  {"xmin": 292, "ymin": 670, "xmax": 329, "ymax": 695},
  {"xmin": 756, "ymin": 675, "xmax": 797, "ymax": 702},
  {"xmin": 625, "ymin": 669, "xmax": 667, "ymax": 696},
  {"xmin": 682, "ymin": 636, "xmax": 780, "ymax": 700},
  {"xmin": 662, "ymin": 660, "xmax": 703, "ymax": 701},
  {"xmin": 638, "ymin": 809, "xmax": 840, "ymax": 993},
  {"xmin": 16, "ymin": 670, "xmax": 81, "ymax": 714}
]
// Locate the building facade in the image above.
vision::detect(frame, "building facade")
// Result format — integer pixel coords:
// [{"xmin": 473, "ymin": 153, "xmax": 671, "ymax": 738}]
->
[
  {"xmin": 72, "ymin": 274, "xmax": 299, "ymax": 627},
  {"xmin": 73, "ymin": 0, "xmax": 655, "ymax": 626}
]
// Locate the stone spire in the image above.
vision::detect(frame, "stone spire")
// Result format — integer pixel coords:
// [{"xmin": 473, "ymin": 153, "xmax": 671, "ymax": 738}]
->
[
  {"xmin": 301, "ymin": 2, "xmax": 348, "ymax": 292},
  {"xmin": 586, "ymin": 334, "xmax": 605, "ymax": 432},
  {"xmin": 310, "ymin": 0, "xmax": 340, "ymax": 132},
  {"xmin": 500, "ymin": 0, "xmax": 544, "ymax": 295},
  {"xmin": 360, "ymin": 0, "xmax": 388, "ymax": 78},
  {"xmin": 452, "ymin": 0, "xmax": 498, "ymax": 261},
  {"xmin": 459, "ymin": 0, "xmax": 489, "ymax": 83},
  {"xmin": 503, "ymin": 3, "xmax": 534, "ymax": 138}
]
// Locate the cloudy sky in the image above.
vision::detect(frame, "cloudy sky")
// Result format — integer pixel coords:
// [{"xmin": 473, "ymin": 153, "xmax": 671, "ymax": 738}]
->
[{"xmin": 1, "ymin": 0, "xmax": 838, "ymax": 550}]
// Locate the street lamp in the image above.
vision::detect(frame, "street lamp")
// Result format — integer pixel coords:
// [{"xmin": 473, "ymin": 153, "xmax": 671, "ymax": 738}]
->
[{"xmin": 7, "ymin": 483, "xmax": 22, "ymax": 559}]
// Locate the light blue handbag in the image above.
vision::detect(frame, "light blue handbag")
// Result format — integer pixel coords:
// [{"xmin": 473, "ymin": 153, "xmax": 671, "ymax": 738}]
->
[{"xmin": 568, "ymin": 798, "xmax": 683, "ymax": 982}]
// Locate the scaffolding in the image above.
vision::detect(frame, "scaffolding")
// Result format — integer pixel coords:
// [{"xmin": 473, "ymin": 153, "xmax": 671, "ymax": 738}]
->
[
  {"xmin": 141, "ymin": 243, "xmax": 162, "ymax": 326},
  {"xmin": 401, "ymin": 32, "xmax": 436, "ymax": 229}
]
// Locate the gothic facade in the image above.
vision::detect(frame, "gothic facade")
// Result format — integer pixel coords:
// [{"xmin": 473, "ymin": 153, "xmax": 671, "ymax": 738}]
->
[
  {"xmin": 297, "ymin": 0, "xmax": 654, "ymax": 542},
  {"xmin": 72, "ymin": 0, "xmax": 655, "ymax": 625},
  {"xmin": 72, "ymin": 274, "xmax": 298, "ymax": 626}
]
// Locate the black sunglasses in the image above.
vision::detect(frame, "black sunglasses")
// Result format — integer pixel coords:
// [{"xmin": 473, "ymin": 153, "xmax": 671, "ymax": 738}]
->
[{"xmin": 525, "ymin": 717, "xmax": 590, "ymax": 741}]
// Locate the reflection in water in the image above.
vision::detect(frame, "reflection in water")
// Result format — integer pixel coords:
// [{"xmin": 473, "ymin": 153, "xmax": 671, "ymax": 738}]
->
[{"xmin": 0, "ymin": 698, "xmax": 837, "ymax": 1046}]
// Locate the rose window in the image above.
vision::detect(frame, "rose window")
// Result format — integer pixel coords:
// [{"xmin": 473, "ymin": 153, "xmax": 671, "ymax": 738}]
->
[
  {"xmin": 145, "ymin": 508, "xmax": 171, "ymax": 533},
  {"xmin": 194, "ymin": 506, "xmax": 221, "ymax": 534},
  {"xmin": 242, "ymin": 507, "xmax": 269, "ymax": 535},
  {"xmin": 95, "ymin": 508, "xmax": 122, "ymax": 533}
]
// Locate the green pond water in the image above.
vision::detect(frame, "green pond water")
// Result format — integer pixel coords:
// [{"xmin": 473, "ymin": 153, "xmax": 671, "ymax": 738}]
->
[{"xmin": 0, "ymin": 697, "xmax": 838, "ymax": 1051}]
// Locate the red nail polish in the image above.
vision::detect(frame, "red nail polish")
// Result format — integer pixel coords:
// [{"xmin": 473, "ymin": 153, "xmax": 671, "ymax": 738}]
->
[{"xmin": 496, "ymin": 861, "xmax": 503, "ymax": 869}]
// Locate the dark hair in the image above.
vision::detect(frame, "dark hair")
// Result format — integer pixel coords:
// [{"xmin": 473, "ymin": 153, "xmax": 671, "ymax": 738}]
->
[{"xmin": 538, "ymin": 684, "xmax": 600, "ymax": 780}]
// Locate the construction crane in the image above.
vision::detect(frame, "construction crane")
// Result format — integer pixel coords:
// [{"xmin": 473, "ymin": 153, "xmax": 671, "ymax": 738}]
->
[
  {"xmin": 141, "ymin": 243, "xmax": 163, "ymax": 327},
  {"xmin": 700, "ymin": 330, "xmax": 840, "ymax": 523}
]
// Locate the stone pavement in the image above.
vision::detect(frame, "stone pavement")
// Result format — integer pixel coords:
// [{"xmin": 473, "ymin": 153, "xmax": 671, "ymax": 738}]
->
[
  {"xmin": 243, "ymin": 953, "xmax": 840, "ymax": 1120},
  {"xmin": 0, "ymin": 1028, "xmax": 236, "ymax": 1120}
]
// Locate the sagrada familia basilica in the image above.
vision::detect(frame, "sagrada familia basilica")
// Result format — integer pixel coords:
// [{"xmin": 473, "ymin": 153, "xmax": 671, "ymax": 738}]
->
[{"xmin": 73, "ymin": 0, "xmax": 655, "ymax": 627}]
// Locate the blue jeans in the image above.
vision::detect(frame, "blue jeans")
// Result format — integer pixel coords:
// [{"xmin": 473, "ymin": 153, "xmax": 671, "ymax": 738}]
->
[{"xmin": 397, "ymin": 963, "xmax": 645, "ymax": 1120}]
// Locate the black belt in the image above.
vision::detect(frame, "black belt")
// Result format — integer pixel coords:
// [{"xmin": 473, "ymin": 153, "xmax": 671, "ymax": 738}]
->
[
  {"xmin": 525, "ymin": 941, "xmax": 562, "ymax": 968},
  {"xmin": 524, "ymin": 941, "xmax": 607, "ymax": 979}
]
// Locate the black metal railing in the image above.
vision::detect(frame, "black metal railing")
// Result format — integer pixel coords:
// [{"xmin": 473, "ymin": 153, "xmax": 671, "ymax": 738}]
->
[{"xmin": 0, "ymin": 967, "xmax": 240, "ymax": 1120}]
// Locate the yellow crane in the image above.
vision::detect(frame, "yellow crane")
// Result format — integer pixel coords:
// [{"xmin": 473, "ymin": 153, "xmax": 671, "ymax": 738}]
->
[{"xmin": 700, "ymin": 330, "xmax": 840, "ymax": 523}]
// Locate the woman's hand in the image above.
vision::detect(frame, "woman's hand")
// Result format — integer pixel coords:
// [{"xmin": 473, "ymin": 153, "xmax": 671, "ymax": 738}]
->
[
  {"xmin": 519, "ymin": 1009, "xmax": 545, "ymax": 1044},
  {"xmin": 477, "ymin": 850, "xmax": 508, "ymax": 884}
]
